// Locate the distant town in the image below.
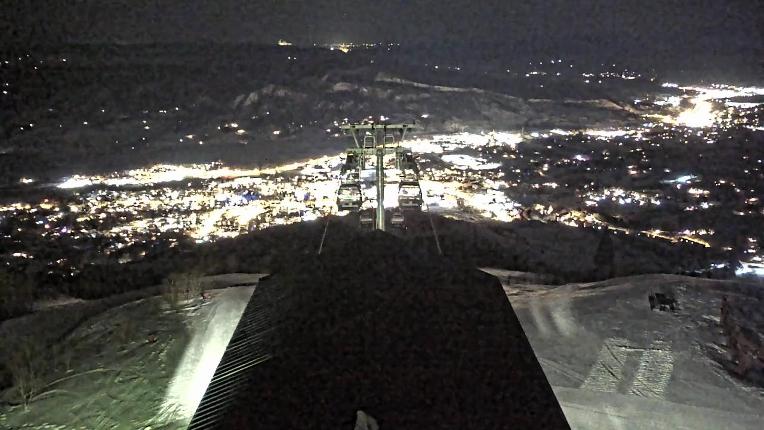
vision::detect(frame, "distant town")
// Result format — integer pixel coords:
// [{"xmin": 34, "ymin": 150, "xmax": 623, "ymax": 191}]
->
[
  {"xmin": 1, "ymin": 47, "xmax": 763, "ymax": 282},
  {"xmin": 2, "ymin": 78, "xmax": 763, "ymax": 282}
]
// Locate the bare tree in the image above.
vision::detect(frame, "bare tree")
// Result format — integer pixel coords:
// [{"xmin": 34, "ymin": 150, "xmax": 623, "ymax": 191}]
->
[{"xmin": 5, "ymin": 338, "xmax": 46, "ymax": 409}]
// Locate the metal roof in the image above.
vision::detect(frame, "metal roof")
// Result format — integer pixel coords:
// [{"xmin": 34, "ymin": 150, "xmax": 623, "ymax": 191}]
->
[{"xmin": 188, "ymin": 280, "xmax": 277, "ymax": 429}]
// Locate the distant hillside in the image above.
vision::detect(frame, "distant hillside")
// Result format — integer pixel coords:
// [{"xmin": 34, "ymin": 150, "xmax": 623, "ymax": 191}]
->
[{"xmin": 1, "ymin": 43, "xmax": 650, "ymax": 183}]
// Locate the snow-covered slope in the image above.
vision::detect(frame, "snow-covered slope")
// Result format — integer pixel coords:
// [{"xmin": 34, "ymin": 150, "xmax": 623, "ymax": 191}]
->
[
  {"xmin": 484, "ymin": 269, "xmax": 764, "ymax": 429},
  {"xmin": 0, "ymin": 274, "xmax": 265, "ymax": 429}
]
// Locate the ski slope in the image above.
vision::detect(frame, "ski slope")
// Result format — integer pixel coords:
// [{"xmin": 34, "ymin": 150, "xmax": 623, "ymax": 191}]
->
[{"xmin": 484, "ymin": 269, "xmax": 764, "ymax": 429}]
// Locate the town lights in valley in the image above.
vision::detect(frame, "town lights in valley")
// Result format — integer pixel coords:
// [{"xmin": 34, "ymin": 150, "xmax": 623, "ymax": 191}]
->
[{"xmin": 676, "ymin": 99, "xmax": 717, "ymax": 128}]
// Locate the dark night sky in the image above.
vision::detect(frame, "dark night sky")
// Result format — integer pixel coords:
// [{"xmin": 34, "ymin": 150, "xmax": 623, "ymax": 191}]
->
[{"xmin": 2, "ymin": 0, "xmax": 762, "ymax": 57}]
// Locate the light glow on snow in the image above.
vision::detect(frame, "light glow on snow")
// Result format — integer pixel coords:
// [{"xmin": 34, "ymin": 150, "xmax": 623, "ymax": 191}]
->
[
  {"xmin": 676, "ymin": 99, "xmax": 717, "ymax": 128},
  {"xmin": 161, "ymin": 287, "xmax": 257, "ymax": 425},
  {"xmin": 736, "ymin": 261, "xmax": 764, "ymax": 277},
  {"xmin": 585, "ymin": 129, "xmax": 632, "ymax": 139},
  {"xmin": 442, "ymin": 154, "xmax": 501, "ymax": 170}
]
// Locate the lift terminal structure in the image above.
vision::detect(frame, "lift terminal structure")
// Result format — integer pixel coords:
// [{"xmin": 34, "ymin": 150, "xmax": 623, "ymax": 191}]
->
[{"xmin": 337, "ymin": 122, "xmax": 422, "ymax": 231}]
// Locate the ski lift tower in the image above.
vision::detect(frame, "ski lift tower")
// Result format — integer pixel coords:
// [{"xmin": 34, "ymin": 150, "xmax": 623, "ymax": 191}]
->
[{"xmin": 340, "ymin": 122, "xmax": 416, "ymax": 231}]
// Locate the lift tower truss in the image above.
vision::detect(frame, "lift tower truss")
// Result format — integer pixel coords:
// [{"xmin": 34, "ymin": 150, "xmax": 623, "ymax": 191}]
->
[{"xmin": 339, "ymin": 122, "xmax": 417, "ymax": 231}]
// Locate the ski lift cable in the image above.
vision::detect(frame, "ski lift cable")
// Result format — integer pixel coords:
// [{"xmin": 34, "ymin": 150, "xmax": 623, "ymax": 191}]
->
[
  {"xmin": 419, "ymin": 172, "xmax": 443, "ymax": 255},
  {"xmin": 318, "ymin": 183, "xmax": 341, "ymax": 255},
  {"xmin": 424, "ymin": 200, "xmax": 443, "ymax": 256}
]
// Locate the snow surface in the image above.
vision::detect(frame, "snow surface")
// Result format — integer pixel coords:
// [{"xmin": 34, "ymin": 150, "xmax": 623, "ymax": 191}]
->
[
  {"xmin": 0, "ymin": 274, "xmax": 266, "ymax": 429},
  {"xmin": 483, "ymin": 269, "xmax": 764, "ymax": 430},
  {"xmin": 441, "ymin": 154, "xmax": 502, "ymax": 170}
]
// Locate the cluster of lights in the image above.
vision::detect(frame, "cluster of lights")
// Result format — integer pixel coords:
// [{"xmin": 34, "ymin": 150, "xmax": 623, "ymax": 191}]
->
[
  {"xmin": 313, "ymin": 42, "xmax": 400, "ymax": 53},
  {"xmin": 3, "ymin": 79, "xmax": 763, "ymax": 274},
  {"xmin": 583, "ymin": 187, "xmax": 662, "ymax": 207},
  {"xmin": 1, "ymin": 132, "xmax": 526, "ymax": 263},
  {"xmin": 654, "ymin": 83, "xmax": 764, "ymax": 128}
]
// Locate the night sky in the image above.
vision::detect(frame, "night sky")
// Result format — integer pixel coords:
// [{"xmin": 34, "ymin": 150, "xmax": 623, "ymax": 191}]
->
[{"xmin": 2, "ymin": 0, "xmax": 762, "ymax": 57}]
